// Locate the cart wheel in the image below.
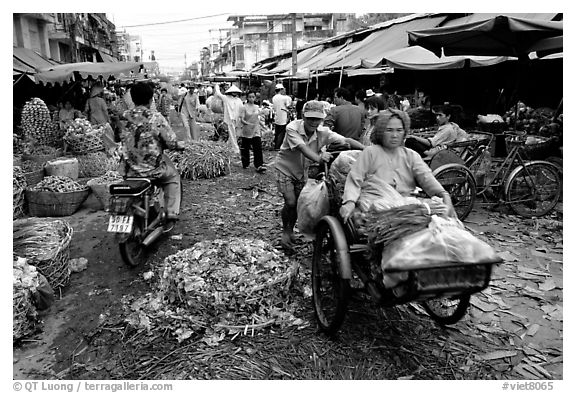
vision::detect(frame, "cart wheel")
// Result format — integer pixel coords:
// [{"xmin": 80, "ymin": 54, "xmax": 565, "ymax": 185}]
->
[
  {"xmin": 505, "ymin": 161, "xmax": 561, "ymax": 217},
  {"xmin": 312, "ymin": 219, "xmax": 350, "ymax": 335},
  {"xmin": 422, "ymin": 294, "xmax": 470, "ymax": 325},
  {"xmin": 433, "ymin": 164, "xmax": 476, "ymax": 221}
]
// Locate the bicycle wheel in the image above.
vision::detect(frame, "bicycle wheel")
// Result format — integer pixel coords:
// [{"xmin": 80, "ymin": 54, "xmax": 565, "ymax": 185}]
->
[
  {"xmin": 422, "ymin": 294, "xmax": 470, "ymax": 325},
  {"xmin": 312, "ymin": 219, "xmax": 350, "ymax": 335},
  {"xmin": 505, "ymin": 162, "xmax": 561, "ymax": 217},
  {"xmin": 433, "ymin": 164, "xmax": 477, "ymax": 221}
]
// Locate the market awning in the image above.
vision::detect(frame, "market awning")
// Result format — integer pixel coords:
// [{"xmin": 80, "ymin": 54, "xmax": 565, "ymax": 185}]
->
[
  {"xmin": 34, "ymin": 61, "xmax": 144, "ymax": 84},
  {"xmin": 346, "ymin": 67, "xmax": 394, "ymax": 77},
  {"xmin": 327, "ymin": 15, "xmax": 448, "ymax": 70},
  {"xmin": 265, "ymin": 46, "xmax": 324, "ymax": 74},
  {"xmin": 408, "ymin": 15, "xmax": 563, "ymax": 57},
  {"xmin": 440, "ymin": 13, "xmax": 561, "ymax": 28},
  {"xmin": 378, "ymin": 46, "xmax": 511, "ymax": 70},
  {"xmin": 250, "ymin": 60, "xmax": 278, "ymax": 73},
  {"xmin": 13, "ymin": 46, "xmax": 59, "ymax": 74}
]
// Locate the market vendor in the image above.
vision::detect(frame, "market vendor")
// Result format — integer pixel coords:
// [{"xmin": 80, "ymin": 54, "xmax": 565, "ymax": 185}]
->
[
  {"xmin": 58, "ymin": 100, "xmax": 83, "ymax": 131},
  {"xmin": 404, "ymin": 104, "xmax": 468, "ymax": 158},
  {"xmin": 84, "ymin": 85, "xmax": 110, "ymax": 126},
  {"xmin": 275, "ymin": 100, "xmax": 364, "ymax": 251},
  {"xmin": 339, "ymin": 109, "xmax": 455, "ymax": 222},
  {"xmin": 118, "ymin": 82, "xmax": 187, "ymax": 233}
]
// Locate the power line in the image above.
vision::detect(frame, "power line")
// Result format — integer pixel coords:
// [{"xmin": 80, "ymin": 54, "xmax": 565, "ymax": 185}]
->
[{"xmin": 119, "ymin": 13, "xmax": 232, "ymax": 28}]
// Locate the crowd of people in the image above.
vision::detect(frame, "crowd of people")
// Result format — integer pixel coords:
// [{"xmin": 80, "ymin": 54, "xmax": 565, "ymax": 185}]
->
[{"xmin": 38, "ymin": 78, "xmax": 466, "ymax": 249}]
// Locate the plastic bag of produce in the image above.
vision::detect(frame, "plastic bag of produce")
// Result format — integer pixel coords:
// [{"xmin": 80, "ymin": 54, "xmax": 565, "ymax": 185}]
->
[
  {"xmin": 356, "ymin": 176, "xmax": 407, "ymax": 212},
  {"xmin": 329, "ymin": 150, "xmax": 361, "ymax": 191},
  {"xmin": 380, "ymin": 215, "xmax": 498, "ymax": 287},
  {"xmin": 297, "ymin": 179, "xmax": 330, "ymax": 240},
  {"xmin": 209, "ymin": 96, "xmax": 224, "ymax": 114}
]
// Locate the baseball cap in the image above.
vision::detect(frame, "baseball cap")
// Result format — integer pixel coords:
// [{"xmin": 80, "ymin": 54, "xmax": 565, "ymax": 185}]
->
[
  {"xmin": 303, "ymin": 100, "xmax": 326, "ymax": 119},
  {"xmin": 275, "ymin": 83, "xmax": 285, "ymax": 90},
  {"xmin": 365, "ymin": 89, "xmax": 375, "ymax": 97}
]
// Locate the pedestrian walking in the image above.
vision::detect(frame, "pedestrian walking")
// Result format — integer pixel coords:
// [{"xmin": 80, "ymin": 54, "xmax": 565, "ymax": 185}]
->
[
  {"xmin": 272, "ymin": 84, "xmax": 292, "ymax": 150},
  {"xmin": 274, "ymin": 100, "xmax": 364, "ymax": 251},
  {"xmin": 213, "ymin": 83, "xmax": 243, "ymax": 154},
  {"xmin": 239, "ymin": 92, "xmax": 266, "ymax": 172},
  {"xmin": 158, "ymin": 88, "xmax": 173, "ymax": 120},
  {"xmin": 324, "ymin": 87, "xmax": 364, "ymax": 141},
  {"xmin": 177, "ymin": 86, "xmax": 200, "ymax": 140}
]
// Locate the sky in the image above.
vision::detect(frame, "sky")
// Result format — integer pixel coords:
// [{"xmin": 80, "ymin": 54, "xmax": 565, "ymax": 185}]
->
[{"xmin": 107, "ymin": 12, "xmax": 234, "ymax": 73}]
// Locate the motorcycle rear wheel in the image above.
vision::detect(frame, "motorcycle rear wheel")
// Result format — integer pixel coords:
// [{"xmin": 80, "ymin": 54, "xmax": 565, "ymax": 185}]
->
[{"xmin": 119, "ymin": 226, "xmax": 145, "ymax": 267}]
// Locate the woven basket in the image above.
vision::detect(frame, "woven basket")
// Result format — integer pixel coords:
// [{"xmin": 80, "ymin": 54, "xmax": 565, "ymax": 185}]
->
[
  {"xmin": 78, "ymin": 152, "xmax": 119, "ymax": 178},
  {"xmin": 13, "ymin": 218, "xmax": 74, "ymax": 290},
  {"xmin": 22, "ymin": 169, "xmax": 45, "ymax": 188},
  {"xmin": 26, "ymin": 188, "xmax": 90, "ymax": 217},
  {"xmin": 65, "ymin": 129, "xmax": 105, "ymax": 155},
  {"xmin": 22, "ymin": 148, "xmax": 63, "ymax": 165},
  {"xmin": 13, "ymin": 189, "xmax": 25, "ymax": 220},
  {"xmin": 86, "ymin": 178, "xmax": 122, "ymax": 211},
  {"xmin": 505, "ymin": 135, "xmax": 556, "ymax": 160},
  {"xmin": 13, "ymin": 287, "xmax": 37, "ymax": 341}
]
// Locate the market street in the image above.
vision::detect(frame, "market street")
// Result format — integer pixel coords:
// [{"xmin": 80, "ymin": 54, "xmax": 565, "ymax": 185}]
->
[{"xmin": 13, "ymin": 122, "xmax": 563, "ymax": 380}]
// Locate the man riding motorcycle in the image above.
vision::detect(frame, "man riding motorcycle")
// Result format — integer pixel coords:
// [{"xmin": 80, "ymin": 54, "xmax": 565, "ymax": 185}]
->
[{"xmin": 117, "ymin": 82, "xmax": 186, "ymax": 233}]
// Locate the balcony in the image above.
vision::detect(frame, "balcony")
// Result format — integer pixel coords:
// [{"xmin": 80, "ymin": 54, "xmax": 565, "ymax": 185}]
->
[{"xmin": 17, "ymin": 13, "xmax": 55, "ymax": 23}]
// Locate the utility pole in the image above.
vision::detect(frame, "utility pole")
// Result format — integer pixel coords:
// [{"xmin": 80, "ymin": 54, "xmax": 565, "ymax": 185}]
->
[{"xmin": 291, "ymin": 13, "xmax": 297, "ymax": 76}]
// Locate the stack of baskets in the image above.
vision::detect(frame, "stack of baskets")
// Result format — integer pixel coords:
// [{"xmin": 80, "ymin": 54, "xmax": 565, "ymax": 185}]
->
[
  {"xmin": 20, "ymin": 145, "xmax": 63, "ymax": 187},
  {"xmin": 64, "ymin": 119, "xmax": 105, "ymax": 155},
  {"xmin": 13, "ymin": 218, "xmax": 74, "ymax": 291}
]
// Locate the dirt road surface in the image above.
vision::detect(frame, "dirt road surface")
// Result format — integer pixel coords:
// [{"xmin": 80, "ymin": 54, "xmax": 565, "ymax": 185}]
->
[{"xmin": 13, "ymin": 120, "xmax": 563, "ymax": 380}]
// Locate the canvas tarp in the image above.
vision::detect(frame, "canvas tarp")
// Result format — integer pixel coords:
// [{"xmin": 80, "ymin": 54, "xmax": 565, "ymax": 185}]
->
[
  {"xmin": 13, "ymin": 47, "xmax": 59, "ymax": 74},
  {"xmin": 326, "ymin": 15, "xmax": 449, "ymax": 70},
  {"xmin": 34, "ymin": 61, "xmax": 144, "ymax": 84},
  {"xmin": 377, "ymin": 46, "xmax": 511, "ymax": 70}
]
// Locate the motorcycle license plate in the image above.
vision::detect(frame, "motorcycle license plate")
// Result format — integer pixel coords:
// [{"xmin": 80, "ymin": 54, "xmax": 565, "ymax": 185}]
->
[{"xmin": 107, "ymin": 215, "xmax": 134, "ymax": 233}]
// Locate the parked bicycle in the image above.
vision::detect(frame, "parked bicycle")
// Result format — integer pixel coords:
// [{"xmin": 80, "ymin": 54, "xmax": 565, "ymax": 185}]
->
[{"xmin": 430, "ymin": 131, "xmax": 561, "ymax": 218}]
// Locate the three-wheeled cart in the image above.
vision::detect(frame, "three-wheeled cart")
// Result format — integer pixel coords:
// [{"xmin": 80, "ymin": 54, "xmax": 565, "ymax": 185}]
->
[{"xmin": 310, "ymin": 154, "xmax": 502, "ymax": 335}]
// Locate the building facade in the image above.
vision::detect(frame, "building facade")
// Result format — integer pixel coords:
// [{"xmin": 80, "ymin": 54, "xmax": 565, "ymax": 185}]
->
[
  {"xmin": 13, "ymin": 13, "xmax": 120, "ymax": 64},
  {"xmin": 205, "ymin": 13, "xmax": 355, "ymax": 75}
]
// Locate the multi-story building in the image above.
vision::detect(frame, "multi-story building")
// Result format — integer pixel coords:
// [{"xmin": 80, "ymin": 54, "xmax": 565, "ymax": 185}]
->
[
  {"xmin": 13, "ymin": 13, "xmax": 120, "ymax": 64},
  {"xmin": 209, "ymin": 13, "xmax": 355, "ymax": 73}
]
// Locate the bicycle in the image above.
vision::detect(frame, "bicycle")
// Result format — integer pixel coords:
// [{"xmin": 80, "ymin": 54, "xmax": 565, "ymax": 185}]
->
[{"xmin": 433, "ymin": 131, "xmax": 562, "ymax": 218}]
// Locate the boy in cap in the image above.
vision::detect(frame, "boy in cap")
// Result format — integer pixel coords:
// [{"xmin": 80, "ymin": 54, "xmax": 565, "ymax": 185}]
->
[
  {"xmin": 275, "ymin": 100, "xmax": 364, "ymax": 251},
  {"xmin": 272, "ymin": 83, "xmax": 293, "ymax": 150}
]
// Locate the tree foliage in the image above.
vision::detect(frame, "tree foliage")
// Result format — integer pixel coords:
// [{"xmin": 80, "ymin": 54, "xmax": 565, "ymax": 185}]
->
[{"xmin": 352, "ymin": 13, "xmax": 411, "ymax": 29}]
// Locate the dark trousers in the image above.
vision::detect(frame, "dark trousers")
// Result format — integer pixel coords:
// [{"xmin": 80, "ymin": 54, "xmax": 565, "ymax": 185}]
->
[
  {"xmin": 240, "ymin": 136, "xmax": 263, "ymax": 168},
  {"xmin": 274, "ymin": 123, "xmax": 287, "ymax": 150},
  {"xmin": 404, "ymin": 137, "xmax": 430, "ymax": 158}
]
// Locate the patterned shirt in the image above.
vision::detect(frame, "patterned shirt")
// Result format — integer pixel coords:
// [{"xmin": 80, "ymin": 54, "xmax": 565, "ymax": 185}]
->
[{"xmin": 119, "ymin": 106, "xmax": 179, "ymax": 176}]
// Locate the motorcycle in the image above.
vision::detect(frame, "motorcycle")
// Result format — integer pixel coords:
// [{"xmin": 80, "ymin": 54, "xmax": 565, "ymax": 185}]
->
[{"xmin": 107, "ymin": 177, "xmax": 168, "ymax": 267}]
